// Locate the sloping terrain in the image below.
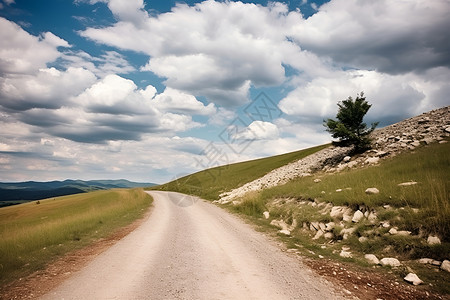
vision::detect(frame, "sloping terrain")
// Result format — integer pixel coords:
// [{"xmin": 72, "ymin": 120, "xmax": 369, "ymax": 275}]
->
[{"xmin": 0, "ymin": 179, "xmax": 156, "ymax": 207}]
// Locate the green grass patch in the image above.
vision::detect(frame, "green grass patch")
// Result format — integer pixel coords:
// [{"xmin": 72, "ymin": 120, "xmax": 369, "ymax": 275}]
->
[
  {"xmin": 149, "ymin": 144, "xmax": 329, "ymax": 200},
  {"xmin": 260, "ymin": 141, "xmax": 450, "ymax": 241},
  {"xmin": 0, "ymin": 188, "xmax": 152, "ymax": 285}
]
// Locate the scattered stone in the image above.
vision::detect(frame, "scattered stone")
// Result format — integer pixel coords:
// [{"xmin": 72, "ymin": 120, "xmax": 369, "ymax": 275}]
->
[
  {"xmin": 397, "ymin": 230, "xmax": 411, "ymax": 236},
  {"xmin": 313, "ymin": 230, "xmax": 324, "ymax": 240},
  {"xmin": 365, "ymin": 187, "xmax": 379, "ymax": 195},
  {"xmin": 310, "ymin": 222, "xmax": 320, "ymax": 231},
  {"xmin": 418, "ymin": 258, "xmax": 434, "ymax": 265},
  {"xmin": 398, "ymin": 181, "xmax": 418, "ymax": 186},
  {"xmin": 358, "ymin": 236, "xmax": 368, "ymax": 243},
  {"xmin": 365, "ymin": 254, "xmax": 380, "ymax": 265},
  {"xmin": 325, "ymin": 222, "xmax": 335, "ymax": 231},
  {"xmin": 432, "ymin": 260, "xmax": 442, "ymax": 266},
  {"xmin": 324, "ymin": 232, "xmax": 334, "ymax": 239},
  {"xmin": 336, "ymin": 189, "xmax": 343, "ymax": 192},
  {"xmin": 343, "ymin": 156, "xmax": 351, "ymax": 162},
  {"xmin": 313, "ymin": 179, "xmax": 321, "ymax": 183},
  {"xmin": 389, "ymin": 228, "xmax": 398, "ymax": 235},
  {"xmin": 427, "ymin": 235, "xmax": 441, "ymax": 245},
  {"xmin": 441, "ymin": 260, "xmax": 450, "ymax": 273},
  {"xmin": 404, "ymin": 273, "xmax": 423, "ymax": 285},
  {"xmin": 263, "ymin": 211, "xmax": 270, "ymax": 219},
  {"xmin": 381, "ymin": 221, "xmax": 390, "ymax": 228},
  {"xmin": 340, "ymin": 249, "xmax": 352, "ymax": 258},
  {"xmin": 352, "ymin": 210, "xmax": 364, "ymax": 223},
  {"xmin": 365, "ymin": 157, "xmax": 380, "ymax": 164},
  {"xmin": 367, "ymin": 212, "xmax": 378, "ymax": 222},
  {"xmin": 279, "ymin": 229, "xmax": 291, "ymax": 236},
  {"xmin": 380, "ymin": 257, "xmax": 401, "ymax": 267}
]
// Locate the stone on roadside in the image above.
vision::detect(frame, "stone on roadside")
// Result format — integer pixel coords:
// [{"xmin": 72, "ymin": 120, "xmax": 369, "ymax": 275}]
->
[
  {"xmin": 263, "ymin": 211, "xmax": 270, "ymax": 219},
  {"xmin": 380, "ymin": 257, "xmax": 401, "ymax": 267},
  {"xmin": 352, "ymin": 210, "xmax": 364, "ymax": 223},
  {"xmin": 398, "ymin": 181, "xmax": 418, "ymax": 186},
  {"xmin": 340, "ymin": 249, "xmax": 352, "ymax": 258},
  {"xmin": 279, "ymin": 229, "xmax": 291, "ymax": 236},
  {"xmin": 365, "ymin": 187, "xmax": 380, "ymax": 195},
  {"xmin": 365, "ymin": 254, "xmax": 380, "ymax": 265},
  {"xmin": 404, "ymin": 273, "xmax": 423, "ymax": 285},
  {"xmin": 427, "ymin": 235, "xmax": 441, "ymax": 245},
  {"xmin": 441, "ymin": 260, "xmax": 450, "ymax": 273}
]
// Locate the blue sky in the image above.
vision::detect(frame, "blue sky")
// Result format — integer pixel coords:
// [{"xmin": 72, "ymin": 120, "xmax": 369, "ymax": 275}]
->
[{"xmin": 0, "ymin": 0, "xmax": 449, "ymax": 183}]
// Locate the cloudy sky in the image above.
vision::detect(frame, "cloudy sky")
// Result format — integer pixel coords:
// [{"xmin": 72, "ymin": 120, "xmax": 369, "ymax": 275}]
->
[{"xmin": 0, "ymin": 0, "xmax": 449, "ymax": 184}]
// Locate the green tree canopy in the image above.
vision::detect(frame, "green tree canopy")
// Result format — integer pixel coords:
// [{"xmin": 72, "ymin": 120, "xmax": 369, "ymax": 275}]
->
[{"xmin": 324, "ymin": 92, "xmax": 378, "ymax": 152}]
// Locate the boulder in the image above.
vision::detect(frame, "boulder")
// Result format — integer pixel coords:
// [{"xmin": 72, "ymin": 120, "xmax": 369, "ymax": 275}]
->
[
  {"xmin": 343, "ymin": 156, "xmax": 351, "ymax": 162},
  {"xmin": 404, "ymin": 273, "xmax": 423, "ymax": 285},
  {"xmin": 389, "ymin": 228, "xmax": 398, "ymax": 235},
  {"xmin": 352, "ymin": 210, "xmax": 364, "ymax": 223},
  {"xmin": 365, "ymin": 187, "xmax": 380, "ymax": 195},
  {"xmin": 418, "ymin": 258, "xmax": 434, "ymax": 265},
  {"xmin": 380, "ymin": 257, "xmax": 401, "ymax": 267},
  {"xmin": 263, "ymin": 211, "xmax": 270, "ymax": 219},
  {"xmin": 365, "ymin": 254, "xmax": 380, "ymax": 265},
  {"xmin": 314, "ymin": 178, "xmax": 322, "ymax": 183},
  {"xmin": 441, "ymin": 260, "xmax": 450, "ymax": 273},
  {"xmin": 427, "ymin": 235, "xmax": 441, "ymax": 245},
  {"xmin": 313, "ymin": 230, "xmax": 324, "ymax": 240},
  {"xmin": 324, "ymin": 232, "xmax": 334, "ymax": 239},
  {"xmin": 365, "ymin": 157, "xmax": 380, "ymax": 164},
  {"xmin": 279, "ymin": 229, "xmax": 291, "ymax": 236},
  {"xmin": 330, "ymin": 206, "xmax": 345, "ymax": 218}
]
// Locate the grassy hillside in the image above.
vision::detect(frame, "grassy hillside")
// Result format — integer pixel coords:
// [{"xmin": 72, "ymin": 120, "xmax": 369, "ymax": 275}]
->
[
  {"xmin": 151, "ymin": 144, "xmax": 329, "ymax": 200},
  {"xmin": 0, "ymin": 188, "xmax": 152, "ymax": 285}
]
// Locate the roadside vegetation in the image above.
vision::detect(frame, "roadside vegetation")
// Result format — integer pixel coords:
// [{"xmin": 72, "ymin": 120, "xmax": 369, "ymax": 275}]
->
[
  {"xmin": 0, "ymin": 188, "xmax": 152, "ymax": 285},
  {"xmin": 229, "ymin": 140, "xmax": 449, "ymax": 295},
  {"xmin": 151, "ymin": 144, "xmax": 328, "ymax": 200}
]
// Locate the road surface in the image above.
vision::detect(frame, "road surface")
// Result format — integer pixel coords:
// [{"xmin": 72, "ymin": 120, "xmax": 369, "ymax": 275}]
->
[{"xmin": 41, "ymin": 191, "xmax": 347, "ymax": 299}]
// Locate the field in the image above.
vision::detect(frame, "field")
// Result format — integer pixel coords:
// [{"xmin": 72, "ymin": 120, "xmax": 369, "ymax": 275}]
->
[{"xmin": 0, "ymin": 188, "xmax": 152, "ymax": 285}]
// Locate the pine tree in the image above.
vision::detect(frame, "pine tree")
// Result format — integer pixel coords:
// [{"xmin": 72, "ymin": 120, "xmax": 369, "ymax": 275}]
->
[{"xmin": 324, "ymin": 92, "xmax": 378, "ymax": 152}]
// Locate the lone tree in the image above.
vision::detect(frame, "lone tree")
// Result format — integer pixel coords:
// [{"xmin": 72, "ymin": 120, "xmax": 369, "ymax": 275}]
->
[{"xmin": 324, "ymin": 92, "xmax": 378, "ymax": 152}]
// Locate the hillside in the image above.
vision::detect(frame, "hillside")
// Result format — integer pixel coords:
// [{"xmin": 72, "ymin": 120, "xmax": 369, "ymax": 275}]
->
[
  {"xmin": 155, "ymin": 105, "xmax": 450, "ymax": 296},
  {"xmin": 0, "ymin": 179, "xmax": 156, "ymax": 207}
]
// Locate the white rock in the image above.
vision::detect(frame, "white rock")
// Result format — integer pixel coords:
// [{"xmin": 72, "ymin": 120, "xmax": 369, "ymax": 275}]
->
[
  {"xmin": 441, "ymin": 260, "xmax": 450, "ymax": 273},
  {"xmin": 397, "ymin": 230, "xmax": 411, "ymax": 236},
  {"xmin": 279, "ymin": 229, "xmax": 291, "ymax": 236},
  {"xmin": 343, "ymin": 156, "xmax": 351, "ymax": 162},
  {"xmin": 340, "ymin": 250, "xmax": 352, "ymax": 258},
  {"xmin": 398, "ymin": 181, "xmax": 418, "ymax": 186},
  {"xmin": 310, "ymin": 222, "xmax": 320, "ymax": 231},
  {"xmin": 352, "ymin": 210, "xmax": 364, "ymax": 223},
  {"xmin": 358, "ymin": 236, "xmax": 368, "ymax": 243},
  {"xmin": 313, "ymin": 230, "xmax": 324, "ymax": 240},
  {"xmin": 347, "ymin": 161, "xmax": 358, "ymax": 168},
  {"xmin": 314, "ymin": 178, "xmax": 321, "ymax": 183},
  {"xmin": 368, "ymin": 212, "xmax": 378, "ymax": 222},
  {"xmin": 427, "ymin": 235, "xmax": 441, "ymax": 245},
  {"xmin": 380, "ymin": 257, "xmax": 401, "ymax": 267},
  {"xmin": 330, "ymin": 206, "xmax": 344, "ymax": 218},
  {"xmin": 263, "ymin": 211, "xmax": 270, "ymax": 219},
  {"xmin": 404, "ymin": 273, "xmax": 423, "ymax": 285},
  {"xmin": 365, "ymin": 187, "xmax": 380, "ymax": 195},
  {"xmin": 336, "ymin": 189, "xmax": 343, "ymax": 192},
  {"xmin": 365, "ymin": 157, "xmax": 380, "ymax": 164},
  {"xmin": 389, "ymin": 228, "xmax": 398, "ymax": 235},
  {"xmin": 365, "ymin": 254, "xmax": 380, "ymax": 265},
  {"xmin": 325, "ymin": 222, "xmax": 335, "ymax": 231},
  {"xmin": 418, "ymin": 258, "xmax": 434, "ymax": 265},
  {"xmin": 324, "ymin": 232, "xmax": 334, "ymax": 239}
]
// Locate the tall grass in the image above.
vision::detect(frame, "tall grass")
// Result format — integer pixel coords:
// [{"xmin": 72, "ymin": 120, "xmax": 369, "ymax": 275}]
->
[
  {"xmin": 151, "ymin": 144, "xmax": 329, "ymax": 200},
  {"xmin": 260, "ymin": 141, "xmax": 450, "ymax": 241},
  {"xmin": 0, "ymin": 188, "xmax": 152, "ymax": 285}
]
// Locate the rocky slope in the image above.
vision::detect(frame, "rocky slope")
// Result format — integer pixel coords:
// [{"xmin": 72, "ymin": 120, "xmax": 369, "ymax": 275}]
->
[{"xmin": 218, "ymin": 106, "xmax": 450, "ymax": 203}]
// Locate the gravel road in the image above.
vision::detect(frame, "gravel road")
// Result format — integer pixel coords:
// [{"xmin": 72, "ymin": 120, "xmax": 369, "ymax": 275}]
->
[{"xmin": 41, "ymin": 191, "xmax": 348, "ymax": 300}]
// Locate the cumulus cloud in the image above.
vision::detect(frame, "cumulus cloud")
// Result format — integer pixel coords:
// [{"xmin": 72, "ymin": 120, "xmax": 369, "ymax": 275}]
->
[
  {"xmin": 0, "ymin": 17, "xmax": 68, "ymax": 75},
  {"xmin": 289, "ymin": 0, "xmax": 450, "ymax": 74},
  {"xmin": 80, "ymin": 0, "xmax": 301, "ymax": 106},
  {"xmin": 152, "ymin": 87, "xmax": 216, "ymax": 116},
  {"xmin": 232, "ymin": 121, "xmax": 280, "ymax": 140}
]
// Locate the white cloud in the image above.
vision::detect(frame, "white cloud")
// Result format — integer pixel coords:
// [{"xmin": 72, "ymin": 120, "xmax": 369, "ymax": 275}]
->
[
  {"xmin": 233, "ymin": 121, "xmax": 279, "ymax": 140},
  {"xmin": 290, "ymin": 0, "xmax": 450, "ymax": 74},
  {"xmin": 80, "ymin": 1, "xmax": 303, "ymax": 106},
  {"xmin": 0, "ymin": 17, "xmax": 67, "ymax": 74},
  {"xmin": 152, "ymin": 87, "xmax": 216, "ymax": 116}
]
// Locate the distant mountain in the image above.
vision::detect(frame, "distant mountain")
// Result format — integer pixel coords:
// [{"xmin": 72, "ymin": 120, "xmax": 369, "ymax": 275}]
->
[{"xmin": 0, "ymin": 179, "xmax": 156, "ymax": 207}]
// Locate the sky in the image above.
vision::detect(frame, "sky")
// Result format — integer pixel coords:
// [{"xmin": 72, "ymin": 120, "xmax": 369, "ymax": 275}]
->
[{"xmin": 0, "ymin": 0, "xmax": 449, "ymax": 184}]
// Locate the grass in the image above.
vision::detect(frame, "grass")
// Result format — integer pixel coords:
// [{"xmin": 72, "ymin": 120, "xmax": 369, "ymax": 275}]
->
[
  {"xmin": 259, "ymin": 141, "xmax": 450, "ymax": 241},
  {"xmin": 150, "ymin": 143, "xmax": 329, "ymax": 200},
  {"xmin": 0, "ymin": 188, "xmax": 152, "ymax": 285}
]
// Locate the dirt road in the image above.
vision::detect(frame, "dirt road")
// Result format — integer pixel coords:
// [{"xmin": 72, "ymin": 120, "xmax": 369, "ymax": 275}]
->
[{"xmin": 41, "ymin": 191, "xmax": 348, "ymax": 299}]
